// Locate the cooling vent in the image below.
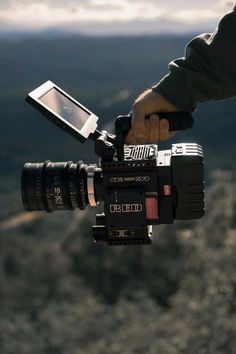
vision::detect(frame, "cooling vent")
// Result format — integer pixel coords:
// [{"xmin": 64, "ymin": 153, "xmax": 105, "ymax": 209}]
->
[{"xmin": 172, "ymin": 143, "xmax": 203, "ymax": 157}]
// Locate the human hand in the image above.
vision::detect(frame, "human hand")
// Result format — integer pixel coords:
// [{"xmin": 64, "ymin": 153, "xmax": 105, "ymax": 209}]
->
[{"xmin": 125, "ymin": 89, "xmax": 179, "ymax": 144}]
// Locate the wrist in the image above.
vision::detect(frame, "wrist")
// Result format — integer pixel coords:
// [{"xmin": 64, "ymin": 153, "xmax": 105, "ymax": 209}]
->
[{"xmin": 149, "ymin": 89, "xmax": 179, "ymax": 113}]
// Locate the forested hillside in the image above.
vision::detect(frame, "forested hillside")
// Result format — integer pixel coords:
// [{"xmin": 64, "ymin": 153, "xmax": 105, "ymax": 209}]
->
[
  {"xmin": 0, "ymin": 175, "xmax": 235, "ymax": 353},
  {"xmin": 0, "ymin": 35, "xmax": 235, "ymax": 353}
]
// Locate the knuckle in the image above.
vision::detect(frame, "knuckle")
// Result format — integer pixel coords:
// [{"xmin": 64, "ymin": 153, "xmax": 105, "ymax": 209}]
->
[
  {"xmin": 132, "ymin": 119, "xmax": 143, "ymax": 128},
  {"xmin": 132, "ymin": 100, "xmax": 142, "ymax": 113},
  {"xmin": 150, "ymin": 113, "xmax": 159, "ymax": 120}
]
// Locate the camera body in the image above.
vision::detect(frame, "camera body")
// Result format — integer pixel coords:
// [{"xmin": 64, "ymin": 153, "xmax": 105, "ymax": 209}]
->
[
  {"xmin": 92, "ymin": 143, "xmax": 204, "ymax": 245},
  {"xmin": 21, "ymin": 81, "xmax": 205, "ymax": 246}
]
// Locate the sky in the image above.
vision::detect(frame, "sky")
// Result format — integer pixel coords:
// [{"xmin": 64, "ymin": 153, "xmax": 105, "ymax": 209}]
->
[{"xmin": 0, "ymin": 0, "xmax": 235, "ymax": 35}]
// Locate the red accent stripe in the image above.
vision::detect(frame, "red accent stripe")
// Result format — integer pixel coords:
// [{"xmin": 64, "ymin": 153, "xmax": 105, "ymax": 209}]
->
[{"xmin": 146, "ymin": 198, "xmax": 158, "ymax": 220}]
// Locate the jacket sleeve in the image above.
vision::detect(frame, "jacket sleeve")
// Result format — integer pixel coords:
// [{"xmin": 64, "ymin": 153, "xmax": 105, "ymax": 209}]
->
[{"xmin": 152, "ymin": 6, "xmax": 236, "ymax": 112}]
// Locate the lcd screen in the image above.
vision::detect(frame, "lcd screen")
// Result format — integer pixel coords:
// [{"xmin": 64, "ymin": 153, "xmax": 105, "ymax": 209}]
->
[{"xmin": 40, "ymin": 88, "xmax": 90, "ymax": 131}]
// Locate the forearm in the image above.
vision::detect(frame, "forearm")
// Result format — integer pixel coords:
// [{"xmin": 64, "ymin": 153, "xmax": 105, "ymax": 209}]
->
[{"xmin": 153, "ymin": 6, "xmax": 236, "ymax": 112}]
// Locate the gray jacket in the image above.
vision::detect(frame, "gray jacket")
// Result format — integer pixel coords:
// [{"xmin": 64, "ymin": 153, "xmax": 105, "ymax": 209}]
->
[{"xmin": 153, "ymin": 6, "xmax": 236, "ymax": 112}]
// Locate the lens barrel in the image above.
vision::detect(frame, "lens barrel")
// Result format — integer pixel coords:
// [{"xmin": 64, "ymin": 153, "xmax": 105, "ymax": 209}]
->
[{"xmin": 21, "ymin": 161, "xmax": 102, "ymax": 212}]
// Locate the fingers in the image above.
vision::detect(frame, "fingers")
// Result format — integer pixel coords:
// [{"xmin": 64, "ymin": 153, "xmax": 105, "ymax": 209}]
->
[
  {"xmin": 126, "ymin": 89, "xmax": 179, "ymax": 144},
  {"xmin": 148, "ymin": 114, "xmax": 159, "ymax": 143},
  {"xmin": 131, "ymin": 102, "xmax": 147, "ymax": 143},
  {"xmin": 147, "ymin": 116, "xmax": 176, "ymax": 143},
  {"xmin": 125, "ymin": 129, "xmax": 136, "ymax": 144},
  {"xmin": 159, "ymin": 118, "xmax": 177, "ymax": 141},
  {"xmin": 125, "ymin": 116, "xmax": 177, "ymax": 144}
]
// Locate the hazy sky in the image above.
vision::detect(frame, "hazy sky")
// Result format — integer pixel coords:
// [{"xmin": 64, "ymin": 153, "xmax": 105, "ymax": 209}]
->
[{"xmin": 0, "ymin": 0, "xmax": 235, "ymax": 34}]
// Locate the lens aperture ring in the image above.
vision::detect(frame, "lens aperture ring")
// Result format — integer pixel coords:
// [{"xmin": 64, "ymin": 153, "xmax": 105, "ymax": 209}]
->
[
  {"xmin": 68, "ymin": 162, "xmax": 88, "ymax": 210},
  {"xmin": 77, "ymin": 162, "xmax": 88, "ymax": 210},
  {"xmin": 41, "ymin": 161, "xmax": 51, "ymax": 212},
  {"xmin": 63, "ymin": 161, "xmax": 74, "ymax": 210},
  {"xmin": 68, "ymin": 163, "xmax": 79, "ymax": 209}
]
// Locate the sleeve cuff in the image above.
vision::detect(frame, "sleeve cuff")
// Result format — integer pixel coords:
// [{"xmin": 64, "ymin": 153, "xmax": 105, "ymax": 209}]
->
[{"xmin": 152, "ymin": 72, "xmax": 197, "ymax": 113}]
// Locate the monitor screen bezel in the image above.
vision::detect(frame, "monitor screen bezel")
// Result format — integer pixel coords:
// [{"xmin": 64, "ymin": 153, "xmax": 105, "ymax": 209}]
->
[{"xmin": 26, "ymin": 80, "xmax": 99, "ymax": 143}]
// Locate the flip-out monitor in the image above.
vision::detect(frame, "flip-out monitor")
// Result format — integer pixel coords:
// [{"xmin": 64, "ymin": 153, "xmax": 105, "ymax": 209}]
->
[{"xmin": 26, "ymin": 81, "xmax": 99, "ymax": 142}]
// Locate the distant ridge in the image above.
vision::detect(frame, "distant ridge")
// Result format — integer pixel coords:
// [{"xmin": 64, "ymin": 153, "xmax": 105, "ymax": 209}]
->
[
  {"xmin": 0, "ymin": 29, "xmax": 198, "ymax": 39},
  {"xmin": 0, "ymin": 18, "xmax": 216, "ymax": 39}
]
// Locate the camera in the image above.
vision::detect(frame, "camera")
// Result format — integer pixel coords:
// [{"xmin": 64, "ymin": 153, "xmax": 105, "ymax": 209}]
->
[{"xmin": 21, "ymin": 81, "xmax": 204, "ymax": 245}]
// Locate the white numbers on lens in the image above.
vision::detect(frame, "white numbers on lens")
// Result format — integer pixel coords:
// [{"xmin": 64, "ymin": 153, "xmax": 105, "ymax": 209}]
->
[{"xmin": 54, "ymin": 187, "xmax": 63, "ymax": 206}]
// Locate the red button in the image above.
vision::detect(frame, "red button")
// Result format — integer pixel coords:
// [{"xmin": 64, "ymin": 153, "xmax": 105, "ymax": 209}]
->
[
  {"xmin": 163, "ymin": 185, "xmax": 172, "ymax": 196},
  {"xmin": 146, "ymin": 198, "xmax": 158, "ymax": 220}
]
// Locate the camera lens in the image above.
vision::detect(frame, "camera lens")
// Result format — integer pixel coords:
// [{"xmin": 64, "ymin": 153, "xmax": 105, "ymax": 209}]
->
[{"xmin": 21, "ymin": 161, "xmax": 102, "ymax": 212}]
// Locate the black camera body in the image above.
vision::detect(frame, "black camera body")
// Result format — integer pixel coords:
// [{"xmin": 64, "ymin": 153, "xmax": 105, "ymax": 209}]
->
[
  {"xmin": 21, "ymin": 81, "xmax": 205, "ymax": 246},
  {"xmin": 91, "ymin": 141, "xmax": 204, "ymax": 245}
]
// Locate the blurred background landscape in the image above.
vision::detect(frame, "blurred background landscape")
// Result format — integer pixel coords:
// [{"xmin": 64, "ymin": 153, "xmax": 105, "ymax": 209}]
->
[{"xmin": 0, "ymin": 1, "xmax": 236, "ymax": 353}]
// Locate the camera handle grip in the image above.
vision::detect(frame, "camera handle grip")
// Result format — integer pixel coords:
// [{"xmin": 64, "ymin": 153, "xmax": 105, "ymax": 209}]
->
[
  {"xmin": 115, "ymin": 111, "xmax": 194, "ymax": 160},
  {"xmin": 155, "ymin": 111, "xmax": 194, "ymax": 131},
  {"xmin": 115, "ymin": 111, "xmax": 193, "ymax": 139}
]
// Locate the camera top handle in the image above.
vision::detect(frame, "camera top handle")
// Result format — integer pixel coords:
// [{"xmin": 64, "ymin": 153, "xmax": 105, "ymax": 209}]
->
[
  {"xmin": 94, "ymin": 111, "xmax": 193, "ymax": 161},
  {"xmin": 114, "ymin": 111, "xmax": 194, "ymax": 160},
  {"xmin": 92, "ymin": 111, "xmax": 194, "ymax": 161}
]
